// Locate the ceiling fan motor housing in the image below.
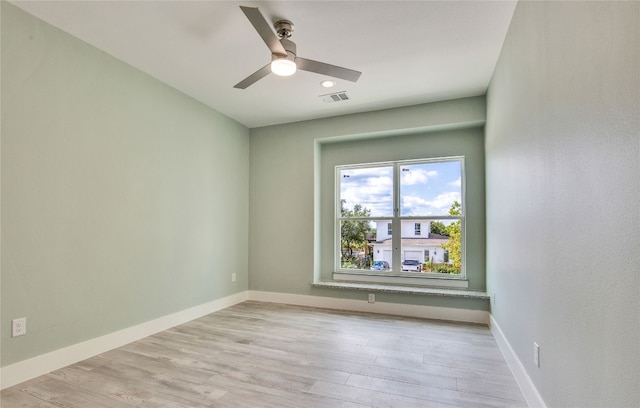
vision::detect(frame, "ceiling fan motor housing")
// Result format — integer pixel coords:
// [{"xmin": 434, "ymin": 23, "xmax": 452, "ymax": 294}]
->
[{"xmin": 274, "ymin": 20, "xmax": 294, "ymax": 38}]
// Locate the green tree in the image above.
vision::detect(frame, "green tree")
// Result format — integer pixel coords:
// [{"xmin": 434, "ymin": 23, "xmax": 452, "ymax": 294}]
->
[
  {"xmin": 440, "ymin": 201, "xmax": 462, "ymax": 273},
  {"xmin": 340, "ymin": 200, "xmax": 373, "ymax": 266},
  {"xmin": 429, "ymin": 221, "xmax": 449, "ymax": 237}
]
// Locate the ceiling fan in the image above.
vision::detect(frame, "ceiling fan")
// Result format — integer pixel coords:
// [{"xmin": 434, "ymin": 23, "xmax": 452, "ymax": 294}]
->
[{"xmin": 234, "ymin": 6, "xmax": 362, "ymax": 89}]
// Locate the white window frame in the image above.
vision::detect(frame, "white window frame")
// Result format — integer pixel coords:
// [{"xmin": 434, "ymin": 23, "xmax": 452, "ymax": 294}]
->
[{"xmin": 334, "ymin": 157, "xmax": 466, "ymax": 288}]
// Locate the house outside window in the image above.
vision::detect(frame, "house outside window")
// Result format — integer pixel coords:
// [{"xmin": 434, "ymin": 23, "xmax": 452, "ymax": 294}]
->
[{"xmin": 337, "ymin": 157, "xmax": 464, "ymax": 277}]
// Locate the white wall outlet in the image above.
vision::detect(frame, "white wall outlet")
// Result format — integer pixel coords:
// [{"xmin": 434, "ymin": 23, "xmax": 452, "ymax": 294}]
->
[
  {"xmin": 231, "ymin": 273, "xmax": 237, "ymax": 282},
  {"xmin": 492, "ymin": 292, "xmax": 496, "ymax": 305},
  {"xmin": 368, "ymin": 293, "xmax": 375, "ymax": 303},
  {"xmin": 533, "ymin": 342, "xmax": 540, "ymax": 367},
  {"xmin": 12, "ymin": 317, "xmax": 26, "ymax": 337}
]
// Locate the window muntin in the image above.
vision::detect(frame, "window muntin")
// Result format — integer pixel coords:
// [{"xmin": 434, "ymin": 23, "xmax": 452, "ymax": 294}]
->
[{"xmin": 337, "ymin": 157, "xmax": 464, "ymax": 277}]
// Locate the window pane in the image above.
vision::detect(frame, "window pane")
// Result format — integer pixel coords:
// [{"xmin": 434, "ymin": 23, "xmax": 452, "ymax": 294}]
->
[
  {"xmin": 371, "ymin": 220, "xmax": 392, "ymax": 271},
  {"xmin": 340, "ymin": 219, "xmax": 377, "ymax": 270},
  {"xmin": 400, "ymin": 160, "xmax": 462, "ymax": 217},
  {"xmin": 340, "ymin": 166, "xmax": 393, "ymax": 217},
  {"xmin": 397, "ymin": 218, "xmax": 462, "ymax": 275}
]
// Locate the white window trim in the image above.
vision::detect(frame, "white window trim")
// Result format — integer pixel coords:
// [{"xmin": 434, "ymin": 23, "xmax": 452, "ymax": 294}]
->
[{"xmin": 335, "ymin": 157, "xmax": 466, "ymax": 287}]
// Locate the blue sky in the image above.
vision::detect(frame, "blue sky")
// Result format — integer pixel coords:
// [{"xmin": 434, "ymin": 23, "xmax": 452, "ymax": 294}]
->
[{"xmin": 340, "ymin": 160, "xmax": 462, "ymax": 217}]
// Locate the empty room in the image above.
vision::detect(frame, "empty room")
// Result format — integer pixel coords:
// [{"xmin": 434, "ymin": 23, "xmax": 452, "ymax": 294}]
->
[{"xmin": 1, "ymin": 1, "xmax": 638, "ymax": 407}]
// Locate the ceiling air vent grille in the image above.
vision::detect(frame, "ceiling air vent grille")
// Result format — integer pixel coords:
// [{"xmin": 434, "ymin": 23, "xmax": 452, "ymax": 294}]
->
[{"xmin": 320, "ymin": 91, "xmax": 350, "ymax": 103}]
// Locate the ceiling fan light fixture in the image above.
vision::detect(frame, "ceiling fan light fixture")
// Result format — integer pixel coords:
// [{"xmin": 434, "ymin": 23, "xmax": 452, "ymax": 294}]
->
[{"xmin": 271, "ymin": 55, "xmax": 297, "ymax": 76}]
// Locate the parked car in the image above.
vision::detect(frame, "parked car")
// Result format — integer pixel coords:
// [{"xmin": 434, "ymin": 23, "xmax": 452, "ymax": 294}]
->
[
  {"xmin": 371, "ymin": 261, "xmax": 390, "ymax": 271},
  {"xmin": 401, "ymin": 259, "xmax": 422, "ymax": 272}
]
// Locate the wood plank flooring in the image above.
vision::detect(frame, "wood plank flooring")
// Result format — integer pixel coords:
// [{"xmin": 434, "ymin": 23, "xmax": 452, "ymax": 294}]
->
[{"xmin": 1, "ymin": 301, "xmax": 526, "ymax": 407}]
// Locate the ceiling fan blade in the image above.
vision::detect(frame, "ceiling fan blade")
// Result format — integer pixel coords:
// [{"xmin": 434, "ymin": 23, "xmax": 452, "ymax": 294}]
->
[
  {"xmin": 234, "ymin": 63, "xmax": 272, "ymax": 89},
  {"xmin": 296, "ymin": 57, "xmax": 362, "ymax": 82},
  {"xmin": 240, "ymin": 6, "xmax": 287, "ymax": 56}
]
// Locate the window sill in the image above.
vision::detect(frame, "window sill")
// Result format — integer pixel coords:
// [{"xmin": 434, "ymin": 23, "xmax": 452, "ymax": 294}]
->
[
  {"xmin": 312, "ymin": 280, "xmax": 489, "ymax": 300},
  {"xmin": 333, "ymin": 271, "xmax": 469, "ymax": 289}
]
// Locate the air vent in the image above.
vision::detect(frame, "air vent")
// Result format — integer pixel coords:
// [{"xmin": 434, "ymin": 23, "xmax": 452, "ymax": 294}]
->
[{"xmin": 320, "ymin": 91, "xmax": 350, "ymax": 103}]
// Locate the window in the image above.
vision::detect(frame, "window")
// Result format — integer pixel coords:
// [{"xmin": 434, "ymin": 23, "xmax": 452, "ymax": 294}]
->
[{"xmin": 337, "ymin": 157, "xmax": 464, "ymax": 278}]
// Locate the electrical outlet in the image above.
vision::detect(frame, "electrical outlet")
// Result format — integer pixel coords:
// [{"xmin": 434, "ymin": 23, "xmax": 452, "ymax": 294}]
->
[
  {"xmin": 12, "ymin": 318, "xmax": 26, "ymax": 337},
  {"xmin": 492, "ymin": 292, "xmax": 496, "ymax": 305},
  {"xmin": 231, "ymin": 273, "xmax": 237, "ymax": 282},
  {"xmin": 533, "ymin": 342, "xmax": 540, "ymax": 367},
  {"xmin": 368, "ymin": 293, "xmax": 375, "ymax": 303}
]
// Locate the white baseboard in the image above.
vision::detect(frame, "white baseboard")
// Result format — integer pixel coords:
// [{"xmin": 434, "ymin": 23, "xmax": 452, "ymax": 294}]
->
[
  {"xmin": 0, "ymin": 291, "xmax": 249, "ymax": 390},
  {"xmin": 489, "ymin": 315, "xmax": 546, "ymax": 408},
  {"xmin": 248, "ymin": 290, "xmax": 489, "ymax": 324}
]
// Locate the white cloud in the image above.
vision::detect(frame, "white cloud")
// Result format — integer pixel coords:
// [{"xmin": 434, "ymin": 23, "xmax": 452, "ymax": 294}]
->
[
  {"xmin": 449, "ymin": 177, "xmax": 462, "ymax": 187},
  {"xmin": 340, "ymin": 168, "xmax": 394, "ymax": 216},
  {"xmin": 401, "ymin": 191, "xmax": 461, "ymax": 216},
  {"xmin": 401, "ymin": 195, "xmax": 430, "ymax": 216},
  {"xmin": 343, "ymin": 167, "xmax": 391, "ymax": 178},
  {"xmin": 401, "ymin": 169, "xmax": 438, "ymax": 186},
  {"xmin": 428, "ymin": 192, "xmax": 461, "ymax": 209}
]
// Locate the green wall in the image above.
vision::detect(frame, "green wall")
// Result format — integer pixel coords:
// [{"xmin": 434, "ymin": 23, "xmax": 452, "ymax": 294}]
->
[
  {"xmin": 4, "ymin": 2, "xmax": 638, "ymax": 403},
  {"xmin": 1, "ymin": 3, "xmax": 250, "ymax": 366},
  {"xmin": 486, "ymin": 1, "xmax": 639, "ymax": 407},
  {"xmin": 250, "ymin": 97, "xmax": 488, "ymax": 310}
]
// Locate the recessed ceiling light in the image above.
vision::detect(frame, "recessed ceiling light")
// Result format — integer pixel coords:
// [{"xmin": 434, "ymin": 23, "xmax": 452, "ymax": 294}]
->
[{"xmin": 320, "ymin": 80, "xmax": 335, "ymax": 88}]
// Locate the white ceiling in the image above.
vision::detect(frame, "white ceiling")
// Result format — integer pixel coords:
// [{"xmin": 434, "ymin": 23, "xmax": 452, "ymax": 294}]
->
[{"xmin": 11, "ymin": 1, "xmax": 517, "ymax": 128}]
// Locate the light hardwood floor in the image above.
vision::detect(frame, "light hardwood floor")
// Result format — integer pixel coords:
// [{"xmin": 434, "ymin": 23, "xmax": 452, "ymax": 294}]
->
[{"xmin": 1, "ymin": 301, "xmax": 526, "ymax": 407}]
